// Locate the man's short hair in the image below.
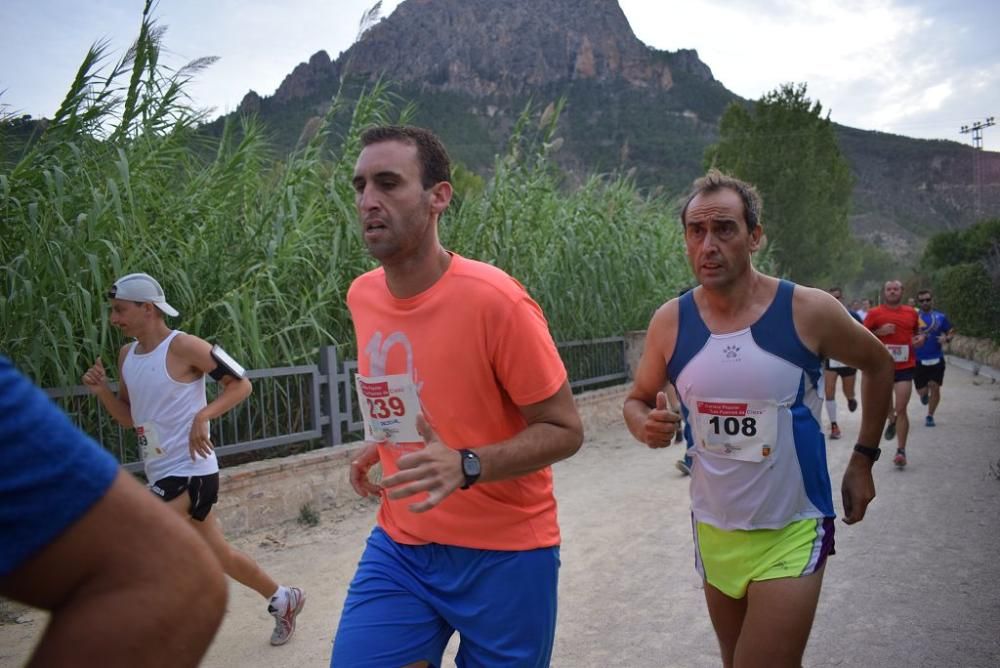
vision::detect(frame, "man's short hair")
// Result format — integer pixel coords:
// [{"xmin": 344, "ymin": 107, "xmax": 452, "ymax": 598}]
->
[
  {"xmin": 359, "ymin": 125, "xmax": 451, "ymax": 189},
  {"xmin": 680, "ymin": 168, "xmax": 763, "ymax": 231},
  {"xmin": 917, "ymin": 289, "xmax": 932, "ymax": 298}
]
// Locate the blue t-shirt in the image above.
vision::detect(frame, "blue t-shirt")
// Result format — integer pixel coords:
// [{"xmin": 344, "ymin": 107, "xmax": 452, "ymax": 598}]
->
[
  {"xmin": 0, "ymin": 356, "xmax": 119, "ymax": 576},
  {"xmin": 916, "ymin": 310, "xmax": 953, "ymax": 361}
]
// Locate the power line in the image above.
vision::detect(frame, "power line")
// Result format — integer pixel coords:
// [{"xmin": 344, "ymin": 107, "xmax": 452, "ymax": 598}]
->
[{"xmin": 960, "ymin": 116, "xmax": 995, "ymax": 215}]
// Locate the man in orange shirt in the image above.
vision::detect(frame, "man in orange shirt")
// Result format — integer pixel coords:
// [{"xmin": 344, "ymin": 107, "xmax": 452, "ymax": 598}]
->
[
  {"xmin": 864, "ymin": 280, "xmax": 926, "ymax": 467},
  {"xmin": 332, "ymin": 125, "xmax": 584, "ymax": 668}
]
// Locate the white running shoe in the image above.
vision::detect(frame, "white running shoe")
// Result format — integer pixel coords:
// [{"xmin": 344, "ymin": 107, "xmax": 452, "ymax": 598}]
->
[{"xmin": 269, "ymin": 586, "xmax": 306, "ymax": 646}]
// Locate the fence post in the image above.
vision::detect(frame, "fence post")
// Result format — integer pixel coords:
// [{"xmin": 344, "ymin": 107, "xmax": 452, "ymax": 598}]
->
[{"xmin": 319, "ymin": 345, "xmax": 342, "ymax": 447}]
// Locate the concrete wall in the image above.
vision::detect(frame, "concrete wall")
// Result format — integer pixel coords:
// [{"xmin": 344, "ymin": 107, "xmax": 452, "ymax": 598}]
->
[
  {"xmin": 624, "ymin": 330, "xmax": 647, "ymax": 381},
  {"xmin": 215, "ymin": 383, "xmax": 631, "ymax": 537}
]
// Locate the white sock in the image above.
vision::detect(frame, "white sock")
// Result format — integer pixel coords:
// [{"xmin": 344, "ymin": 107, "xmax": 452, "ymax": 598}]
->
[
  {"xmin": 826, "ymin": 400, "xmax": 838, "ymax": 423},
  {"xmin": 269, "ymin": 585, "xmax": 289, "ymax": 613}
]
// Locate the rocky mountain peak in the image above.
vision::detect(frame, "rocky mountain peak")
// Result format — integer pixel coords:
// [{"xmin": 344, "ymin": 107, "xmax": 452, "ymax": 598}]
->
[{"xmin": 273, "ymin": 0, "xmax": 714, "ymax": 101}]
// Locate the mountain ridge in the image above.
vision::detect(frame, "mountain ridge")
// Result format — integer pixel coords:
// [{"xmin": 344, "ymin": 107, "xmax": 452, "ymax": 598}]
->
[{"xmin": 225, "ymin": 0, "xmax": 999, "ymax": 260}]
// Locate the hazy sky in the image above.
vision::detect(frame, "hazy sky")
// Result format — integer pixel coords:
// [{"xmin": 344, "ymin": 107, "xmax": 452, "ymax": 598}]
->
[{"xmin": 2, "ymin": 0, "xmax": 998, "ymax": 150}]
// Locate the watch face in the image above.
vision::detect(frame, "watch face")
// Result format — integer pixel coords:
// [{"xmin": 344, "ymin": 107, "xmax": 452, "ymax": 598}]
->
[{"xmin": 463, "ymin": 452, "xmax": 481, "ymax": 476}]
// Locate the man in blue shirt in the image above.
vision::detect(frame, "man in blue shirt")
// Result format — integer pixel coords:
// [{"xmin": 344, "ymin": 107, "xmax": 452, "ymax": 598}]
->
[{"xmin": 913, "ymin": 290, "xmax": 955, "ymax": 427}]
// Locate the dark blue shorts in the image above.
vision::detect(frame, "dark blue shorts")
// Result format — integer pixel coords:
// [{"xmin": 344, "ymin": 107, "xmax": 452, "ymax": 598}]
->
[{"xmin": 331, "ymin": 526, "xmax": 560, "ymax": 668}]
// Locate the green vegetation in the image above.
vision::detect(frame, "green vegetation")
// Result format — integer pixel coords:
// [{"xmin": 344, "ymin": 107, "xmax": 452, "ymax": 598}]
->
[
  {"xmin": 918, "ymin": 219, "xmax": 1000, "ymax": 343},
  {"xmin": 297, "ymin": 503, "xmax": 320, "ymax": 527},
  {"xmin": 706, "ymin": 83, "xmax": 855, "ymax": 286},
  {"xmin": 0, "ymin": 4, "xmax": 691, "ymax": 390},
  {"xmin": 443, "ymin": 101, "xmax": 692, "ymax": 340}
]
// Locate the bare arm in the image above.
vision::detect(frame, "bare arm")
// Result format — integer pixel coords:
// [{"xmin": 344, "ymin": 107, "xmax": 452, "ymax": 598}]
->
[
  {"xmin": 796, "ymin": 288, "xmax": 895, "ymax": 524},
  {"xmin": 475, "ymin": 381, "xmax": 583, "ymax": 479},
  {"xmin": 0, "ymin": 470, "xmax": 227, "ymax": 667},
  {"xmin": 171, "ymin": 334, "xmax": 253, "ymax": 459},
  {"xmin": 623, "ymin": 300, "xmax": 682, "ymax": 448},
  {"xmin": 81, "ymin": 346, "xmax": 134, "ymax": 427},
  {"xmin": 380, "ymin": 381, "xmax": 584, "ymax": 513}
]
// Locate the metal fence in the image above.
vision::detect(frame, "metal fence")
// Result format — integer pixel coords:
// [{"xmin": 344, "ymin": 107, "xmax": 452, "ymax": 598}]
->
[{"xmin": 46, "ymin": 338, "xmax": 627, "ymax": 472}]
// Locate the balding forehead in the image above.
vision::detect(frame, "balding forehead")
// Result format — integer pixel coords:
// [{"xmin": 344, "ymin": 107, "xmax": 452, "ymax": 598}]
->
[{"xmin": 884, "ymin": 280, "xmax": 902, "ymax": 289}]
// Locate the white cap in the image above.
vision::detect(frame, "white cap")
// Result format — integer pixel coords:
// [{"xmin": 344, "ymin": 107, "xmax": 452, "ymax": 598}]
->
[{"xmin": 107, "ymin": 273, "xmax": 179, "ymax": 317}]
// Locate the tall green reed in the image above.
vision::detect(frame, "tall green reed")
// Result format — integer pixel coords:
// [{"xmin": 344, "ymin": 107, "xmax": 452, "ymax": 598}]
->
[{"xmin": 1, "ymin": 4, "xmax": 694, "ymax": 391}]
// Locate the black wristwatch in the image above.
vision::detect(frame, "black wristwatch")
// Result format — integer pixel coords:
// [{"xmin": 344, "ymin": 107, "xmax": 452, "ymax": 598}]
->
[
  {"xmin": 853, "ymin": 444, "xmax": 881, "ymax": 462},
  {"xmin": 459, "ymin": 449, "xmax": 481, "ymax": 489}
]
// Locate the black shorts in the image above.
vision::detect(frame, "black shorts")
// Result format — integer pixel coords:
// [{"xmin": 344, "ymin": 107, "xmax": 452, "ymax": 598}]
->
[
  {"xmin": 894, "ymin": 368, "xmax": 916, "ymax": 383},
  {"xmin": 914, "ymin": 360, "xmax": 945, "ymax": 389},
  {"xmin": 824, "ymin": 359, "xmax": 858, "ymax": 377},
  {"xmin": 150, "ymin": 473, "xmax": 219, "ymax": 521}
]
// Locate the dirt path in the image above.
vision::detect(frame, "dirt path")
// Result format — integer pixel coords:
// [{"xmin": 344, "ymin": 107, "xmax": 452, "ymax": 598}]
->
[{"xmin": 3, "ymin": 365, "xmax": 999, "ymax": 667}]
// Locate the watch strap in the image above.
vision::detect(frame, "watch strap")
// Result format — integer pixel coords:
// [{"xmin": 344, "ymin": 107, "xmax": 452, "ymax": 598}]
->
[{"xmin": 853, "ymin": 444, "xmax": 881, "ymax": 462}]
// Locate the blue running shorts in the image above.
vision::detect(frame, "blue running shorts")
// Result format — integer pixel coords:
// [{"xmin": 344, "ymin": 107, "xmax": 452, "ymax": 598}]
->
[{"xmin": 331, "ymin": 526, "xmax": 560, "ymax": 668}]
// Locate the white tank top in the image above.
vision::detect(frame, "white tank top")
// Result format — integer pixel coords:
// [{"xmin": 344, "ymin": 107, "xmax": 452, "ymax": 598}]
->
[
  {"xmin": 668, "ymin": 282, "xmax": 833, "ymax": 530},
  {"xmin": 122, "ymin": 330, "xmax": 218, "ymax": 481}
]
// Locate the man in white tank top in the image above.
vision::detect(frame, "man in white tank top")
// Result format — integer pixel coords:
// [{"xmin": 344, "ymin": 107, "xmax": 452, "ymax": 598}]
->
[
  {"xmin": 623, "ymin": 171, "xmax": 896, "ymax": 667},
  {"xmin": 82, "ymin": 272, "xmax": 306, "ymax": 647}
]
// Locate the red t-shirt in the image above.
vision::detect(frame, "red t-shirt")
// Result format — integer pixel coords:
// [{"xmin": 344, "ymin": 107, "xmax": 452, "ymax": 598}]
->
[
  {"xmin": 347, "ymin": 253, "xmax": 568, "ymax": 550},
  {"xmin": 864, "ymin": 305, "xmax": 920, "ymax": 370}
]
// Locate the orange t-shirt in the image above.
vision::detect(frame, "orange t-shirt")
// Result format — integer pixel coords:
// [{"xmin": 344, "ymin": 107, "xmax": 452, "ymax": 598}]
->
[
  {"xmin": 347, "ymin": 253, "xmax": 568, "ymax": 550},
  {"xmin": 864, "ymin": 305, "xmax": 920, "ymax": 370}
]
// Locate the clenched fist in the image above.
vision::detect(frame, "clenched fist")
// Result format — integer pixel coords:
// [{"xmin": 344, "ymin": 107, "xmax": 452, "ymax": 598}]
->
[{"xmin": 82, "ymin": 358, "xmax": 111, "ymax": 395}]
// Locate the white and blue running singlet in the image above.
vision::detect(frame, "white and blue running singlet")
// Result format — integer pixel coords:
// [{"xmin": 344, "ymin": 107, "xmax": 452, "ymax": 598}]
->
[{"xmin": 668, "ymin": 280, "xmax": 834, "ymax": 530}]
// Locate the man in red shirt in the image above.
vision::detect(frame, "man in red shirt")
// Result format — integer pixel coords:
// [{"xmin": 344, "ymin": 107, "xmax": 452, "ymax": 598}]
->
[{"xmin": 863, "ymin": 280, "xmax": 926, "ymax": 467}]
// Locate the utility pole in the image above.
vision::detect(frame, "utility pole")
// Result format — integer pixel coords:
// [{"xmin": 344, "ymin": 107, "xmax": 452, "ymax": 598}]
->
[{"xmin": 960, "ymin": 117, "xmax": 995, "ymax": 216}]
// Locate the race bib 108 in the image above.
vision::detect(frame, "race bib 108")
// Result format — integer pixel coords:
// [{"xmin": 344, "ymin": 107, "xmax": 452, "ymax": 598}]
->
[
  {"xmin": 354, "ymin": 373, "xmax": 422, "ymax": 443},
  {"xmin": 693, "ymin": 398, "xmax": 780, "ymax": 463}
]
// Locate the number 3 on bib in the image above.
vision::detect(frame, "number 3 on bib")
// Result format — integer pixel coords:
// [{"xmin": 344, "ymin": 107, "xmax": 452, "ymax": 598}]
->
[{"xmin": 693, "ymin": 398, "xmax": 779, "ymax": 463}]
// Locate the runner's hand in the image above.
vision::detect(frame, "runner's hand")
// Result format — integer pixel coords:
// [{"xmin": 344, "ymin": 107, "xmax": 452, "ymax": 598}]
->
[
  {"xmin": 875, "ymin": 324, "xmax": 895, "ymax": 336},
  {"xmin": 82, "ymin": 358, "xmax": 111, "ymax": 395},
  {"xmin": 642, "ymin": 391, "xmax": 681, "ymax": 449},
  {"xmin": 349, "ymin": 442, "xmax": 382, "ymax": 498},
  {"xmin": 381, "ymin": 414, "xmax": 463, "ymax": 513},
  {"xmin": 188, "ymin": 416, "xmax": 214, "ymax": 460},
  {"xmin": 841, "ymin": 457, "xmax": 876, "ymax": 525}
]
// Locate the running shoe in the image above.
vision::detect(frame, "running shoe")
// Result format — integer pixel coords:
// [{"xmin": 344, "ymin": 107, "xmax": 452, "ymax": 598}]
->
[
  {"xmin": 925, "ymin": 415, "xmax": 936, "ymax": 427},
  {"xmin": 829, "ymin": 423, "xmax": 842, "ymax": 440},
  {"xmin": 920, "ymin": 393, "xmax": 929, "ymax": 406},
  {"xmin": 848, "ymin": 398, "xmax": 858, "ymax": 413},
  {"xmin": 269, "ymin": 586, "xmax": 306, "ymax": 646},
  {"xmin": 675, "ymin": 459, "xmax": 691, "ymax": 476},
  {"xmin": 893, "ymin": 449, "xmax": 907, "ymax": 468},
  {"xmin": 884, "ymin": 420, "xmax": 896, "ymax": 441}
]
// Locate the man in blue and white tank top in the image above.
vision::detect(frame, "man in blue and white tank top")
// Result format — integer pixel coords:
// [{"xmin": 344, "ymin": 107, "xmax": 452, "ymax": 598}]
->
[
  {"xmin": 82, "ymin": 272, "xmax": 306, "ymax": 647},
  {"xmin": 624, "ymin": 170, "xmax": 896, "ymax": 667}
]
